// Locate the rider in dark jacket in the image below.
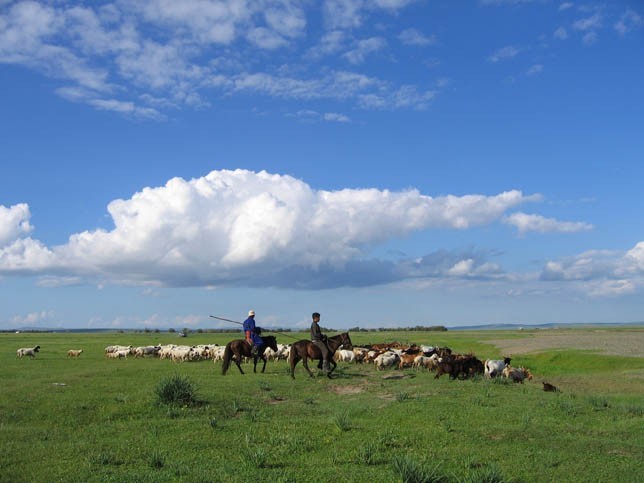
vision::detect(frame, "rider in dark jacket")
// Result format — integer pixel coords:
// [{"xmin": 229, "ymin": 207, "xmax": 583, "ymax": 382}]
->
[{"xmin": 310, "ymin": 312, "xmax": 330, "ymax": 373}]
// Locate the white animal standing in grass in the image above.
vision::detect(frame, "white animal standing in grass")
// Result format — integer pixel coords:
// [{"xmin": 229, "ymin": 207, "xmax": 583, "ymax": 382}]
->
[
  {"xmin": 67, "ymin": 349, "xmax": 83, "ymax": 358},
  {"xmin": 374, "ymin": 351, "xmax": 399, "ymax": 370},
  {"xmin": 334, "ymin": 349, "xmax": 355, "ymax": 363},
  {"xmin": 484, "ymin": 357, "xmax": 511, "ymax": 378},
  {"xmin": 16, "ymin": 346, "xmax": 40, "ymax": 358}
]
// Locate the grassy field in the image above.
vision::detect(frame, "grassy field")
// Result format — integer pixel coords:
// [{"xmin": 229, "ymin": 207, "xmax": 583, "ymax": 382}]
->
[{"xmin": 1, "ymin": 328, "xmax": 643, "ymax": 482}]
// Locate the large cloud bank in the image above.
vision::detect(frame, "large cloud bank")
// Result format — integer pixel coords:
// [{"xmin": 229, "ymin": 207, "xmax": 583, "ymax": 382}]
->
[{"xmin": 0, "ymin": 169, "xmax": 553, "ymax": 288}]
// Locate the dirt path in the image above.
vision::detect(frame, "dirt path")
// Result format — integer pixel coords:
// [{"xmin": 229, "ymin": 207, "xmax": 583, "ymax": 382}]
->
[{"xmin": 489, "ymin": 329, "xmax": 644, "ymax": 358}]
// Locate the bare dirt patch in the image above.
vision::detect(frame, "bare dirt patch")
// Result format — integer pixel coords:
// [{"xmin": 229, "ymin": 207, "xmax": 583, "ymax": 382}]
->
[
  {"xmin": 329, "ymin": 385, "xmax": 365, "ymax": 395},
  {"xmin": 489, "ymin": 329, "xmax": 644, "ymax": 357}
]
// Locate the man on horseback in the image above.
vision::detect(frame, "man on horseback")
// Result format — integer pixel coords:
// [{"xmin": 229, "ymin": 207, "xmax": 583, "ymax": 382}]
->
[
  {"xmin": 243, "ymin": 310, "xmax": 263, "ymax": 357},
  {"xmin": 310, "ymin": 312, "xmax": 331, "ymax": 374}
]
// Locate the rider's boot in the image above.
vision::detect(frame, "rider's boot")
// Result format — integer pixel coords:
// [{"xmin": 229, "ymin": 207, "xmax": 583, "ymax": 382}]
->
[
  {"xmin": 251, "ymin": 344, "xmax": 258, "ymax": 357},
  {"xmin": 322, "ymin": 360, "xmax": 331, "ymax": 374}
]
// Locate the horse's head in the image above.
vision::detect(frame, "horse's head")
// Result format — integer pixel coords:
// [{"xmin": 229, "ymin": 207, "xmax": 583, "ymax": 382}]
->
[
  {"xmin": 264, "ymin": 335, "xmax": 278, "ymax": 352},
  {"xmin": 340, "ymin": 332, "xmax": 353, "ymax": 350}
]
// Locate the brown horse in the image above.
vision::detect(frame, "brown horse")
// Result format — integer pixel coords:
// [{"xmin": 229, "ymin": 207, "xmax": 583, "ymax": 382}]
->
[
  {"xmin": 289, "ymin": 332, "xmax": 353, "ymax": 379},
  {"xmin": 221, "ymin": 335, "xmax": 278, "ymax": 375}
]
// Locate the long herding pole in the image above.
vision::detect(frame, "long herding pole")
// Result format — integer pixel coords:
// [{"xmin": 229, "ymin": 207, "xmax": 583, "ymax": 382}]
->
[
  {"xmin": 209, "ymin": 315, "xmax": 301, "ymax": 341},
  {"xmin": 209, "ymin": 315, "xmax": 244, "ymax": 326}
]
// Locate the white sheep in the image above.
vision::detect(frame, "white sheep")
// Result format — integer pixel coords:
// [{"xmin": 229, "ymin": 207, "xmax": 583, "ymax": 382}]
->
[
  {"xmin": 67, "ymin": 349, "xmax": 83, "ymax": 358},
  {"xmin": 484, "ymin": 357, "xmax": 512, "ymax": 378},
  {"xmin": 374, "ymin": 351, "xmax": 399, "ymax": 370},
  {"xmin": 16, "ymin": 345, "xmax": 41, "ymax": 358},
  {"xmin": 413, "ymin": 354, "xmax": 439, "ymax": 371},
  {"xmin": 334, "ymin": 349, "xmax": 355, "ymax": 363}
]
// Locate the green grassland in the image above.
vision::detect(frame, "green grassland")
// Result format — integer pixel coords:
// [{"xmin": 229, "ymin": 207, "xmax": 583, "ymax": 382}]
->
[{"xmin": 1, "ymin": 329, "xmax": 643, "ymax": 482}]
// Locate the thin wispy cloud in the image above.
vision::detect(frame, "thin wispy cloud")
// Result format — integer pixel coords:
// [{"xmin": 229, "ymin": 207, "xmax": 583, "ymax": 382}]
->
[
  {"xmin": 526, "ymin": 64, "xmax": 544, "ymax": 75},
  {"xmin": 614, "ymin": 9, "xmax": 642, "ymax": 36},
  {"xmin": 503, "ymin": 212, "xmax": 592, "ymax": 235},
  {"xmin": 553, "ymin": 26, "xmax": 568, "ymax": 40},
  {"xmin": 488, "ymin": 45, "xmax": 520, "ymax": 63},
  {"xmin": 0, "ymin": 1, "xmax": 431, "ymax": 118},
  {"xmin": 343, "ymin": 37, "xmax": 387, "ymax": 64},
  {"xmin": 398, "ymin": 28, "xmax": 436, "ymax": 46}
]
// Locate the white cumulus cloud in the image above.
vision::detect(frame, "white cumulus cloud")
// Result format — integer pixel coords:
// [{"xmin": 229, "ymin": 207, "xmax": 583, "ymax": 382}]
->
[
  {"xmin": 0, "ymin": 203, "xmax": 33, "ymax": 246},
  {"xmin": 503, "ymin": 212, "xmax": 593, "ymax": 235},
  {"xmin": 540, "ymin": 242, "xmax": 644, "ymax": 296},
  {"xmin": 0, "ymin": 169, "xmax": 540, "ymax": 288}
]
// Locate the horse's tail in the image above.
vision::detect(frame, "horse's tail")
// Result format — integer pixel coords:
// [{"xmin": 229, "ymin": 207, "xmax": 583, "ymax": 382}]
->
[{"xmin": 222, "ymin": 343, "xmax": 232, "ymax": 375}]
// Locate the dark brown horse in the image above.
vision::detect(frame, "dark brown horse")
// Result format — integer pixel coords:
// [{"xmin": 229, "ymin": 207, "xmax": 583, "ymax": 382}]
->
[
  {"xmin": 221, "ymin": 335, "xmax": 278, "ymax": 375},
  {"xmin": 289, "ymin": 332, "xmax": 352, "ymax": 379}
]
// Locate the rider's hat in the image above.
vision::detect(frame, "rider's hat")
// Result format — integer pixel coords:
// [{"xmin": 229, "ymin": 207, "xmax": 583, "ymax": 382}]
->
[{"xmin": 248, "ymin": 310, "xmax": 255, "ymax": 316}]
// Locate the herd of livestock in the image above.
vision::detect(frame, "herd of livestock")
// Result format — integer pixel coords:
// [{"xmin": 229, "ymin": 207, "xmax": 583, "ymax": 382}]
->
[{"xmin": 15, "ymin": 340, "xmax": 535, "ymax": 383}]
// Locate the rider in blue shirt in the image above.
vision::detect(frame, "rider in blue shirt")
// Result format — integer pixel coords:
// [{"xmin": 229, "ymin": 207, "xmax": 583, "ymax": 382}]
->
[{"xmin": 243, "ymin": 310, "xmax": 263, "ymax": 356}]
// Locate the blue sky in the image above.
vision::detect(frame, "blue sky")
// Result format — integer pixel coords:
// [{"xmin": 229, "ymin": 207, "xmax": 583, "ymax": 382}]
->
[{"xmin": 1, "ymin": 0, "xmax": 643, "ymax": 331}]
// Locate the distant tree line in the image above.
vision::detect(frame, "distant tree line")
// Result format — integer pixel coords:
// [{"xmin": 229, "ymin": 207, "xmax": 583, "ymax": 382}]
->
[
  {"xmin": 347, "ymin": 325, "xmax": 448, "ymax": 332},
  {"xmin": 4, "ymin": 325, "xmax": 447, "ymax": 334}
]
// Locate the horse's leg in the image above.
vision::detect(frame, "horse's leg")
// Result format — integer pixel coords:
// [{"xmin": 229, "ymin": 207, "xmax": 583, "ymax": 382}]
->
[
  {"xmin": 290, "ymin": 353, "xmax": 300, "ymax": 379},
  {"xmin": 302, "ymin": 356, "xmax": 315, "ymax": 378},
  {"xmin": 235, "ymin": 352, "xmax": 245, "ymax": 374},
  {"xmin": 261, "ymin": 355, "xmax": 268, "ymax": 373},
  {"xmin": 327, "ymin": 359, "xmax": 337, "ymax": 378}
]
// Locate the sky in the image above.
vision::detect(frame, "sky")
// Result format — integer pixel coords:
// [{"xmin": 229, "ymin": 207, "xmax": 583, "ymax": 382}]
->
[{"xmin": 1, "ymin": 0, "xmax": 643, "ymax": 331}]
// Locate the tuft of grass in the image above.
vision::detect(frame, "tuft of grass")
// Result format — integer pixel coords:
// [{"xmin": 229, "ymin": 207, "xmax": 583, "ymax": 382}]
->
[
  {"xmin": 232, "ymin": 399, "xmax": 247, "ymax": 413},
  {"xmin": 241, "ymin": 447, "xmax": 269, "ymax": 469},
  {"xmin": 391, "ymin": 455, "xmax": 448, "ymax": 483},
  {"xmin": 458, "ymin": 464, "xmax": 506, "ymax": 483},
  {"xmin": 334, "ymin": 411, "xmax": 351, "ymax": 432},
  {"xmin": 396, "ymin": 391, "xmax": 412, "ymax": 402},
  {"xmin": 619, "ymin": 404, "xmax": 644, "ymax": 417},
  {"xmin": 377, "ymin": 429, "xmax": 402, "ymax": 449},
  {"xmin": 552, "ymin": 398, "xmax": 578, "ymax": 417},
  {"xmin": 88, "ymin": 452, "xmax": 124, "ymax": 466},
  {"xmin": 356, "ymin": 442, "xmax": 378, "ymax": 466},
  {"xmin": 155, "ymin": 374, "xmax": 198, "ymax": 406},
  {"xmin": 150, "ymin": 449, "xmax": 165, "ymax": 469},
  {"xmin": 241, "ymin": 434, "xmax": 270, "ymax": 469},
  {"xmin": 258, "ymin": 381, "xmax": 272, "ymax": 392},
  {"xmin": 437, "ymin": 415, "xmax": 455, "ymax": 433},
  {"xmin": 521, "ymin": 413, "xmax": 531, "ymax": 429},
  {"xmin": 588, "ymin": 396, "xmax": 610, "ymax": 411}
]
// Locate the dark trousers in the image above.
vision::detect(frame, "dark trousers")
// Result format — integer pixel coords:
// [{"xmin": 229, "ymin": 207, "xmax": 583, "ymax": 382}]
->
[{"xmin": 312, "ymin": 340, "xmax": 330, "ymax": 361}]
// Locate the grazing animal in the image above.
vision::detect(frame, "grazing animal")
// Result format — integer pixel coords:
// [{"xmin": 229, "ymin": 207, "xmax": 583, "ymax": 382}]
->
[
  {"xmin": 67, "ymin": 349, "xmax": 83, "ymax": 358},
  {"xmin": 435, "ymin": 354, "xmax": 483, "ymax": 379},
  {"xmin": 375, "ymin": 351, "xmax": 400, "ymax": 371},
  {"xmin": 413, "ymin": 354, "xmax": 439, "ymax": 371},
  {"xmin": 502, "ymin": 365, "xmax": 528, "ymax": 383},
  {"xmin": 334, "ymin": 349, "xmax": 356, "ymax": 363},
  {"xmin": 16, "ymin": 346, "xmax": 40, "ymax": 358},
  {"xmin": 134, "ymin": 346, "xmax": 161, "ymax": 358},
  {"xmin": 289, "ymin": 332, "xmax": 353, "ymax": 379},
  {"xmin": 542, "ymin": 382, "xmax": 560, "ymax": 392},
  {"xmin": 484, "ymin": 357, "xmax": 512, "ymax": 378},
  {"xmin": 221, "ymin": 335, "xmax": 278, "ymax": 375}
]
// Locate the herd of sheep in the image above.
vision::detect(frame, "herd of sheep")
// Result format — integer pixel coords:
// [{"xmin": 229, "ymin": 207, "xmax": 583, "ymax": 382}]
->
[{"xmin": 15, "ymin": 341, "xmax": 533, "ymax": 384}]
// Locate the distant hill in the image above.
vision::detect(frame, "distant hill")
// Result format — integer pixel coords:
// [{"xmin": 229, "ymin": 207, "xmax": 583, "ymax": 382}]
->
[
  {"xmin": 5, "ymin": 321, "xmax": 643, "ymax": 333},
  {"xmin": 446, "ymin": 321, "xmax": 644, "ymax": 331}
]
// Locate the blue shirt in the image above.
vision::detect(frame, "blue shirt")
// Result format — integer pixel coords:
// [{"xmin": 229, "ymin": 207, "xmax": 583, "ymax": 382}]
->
[{"xmin": 243, "ymin": 316, "xmax": 263, "ymax": 345}]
